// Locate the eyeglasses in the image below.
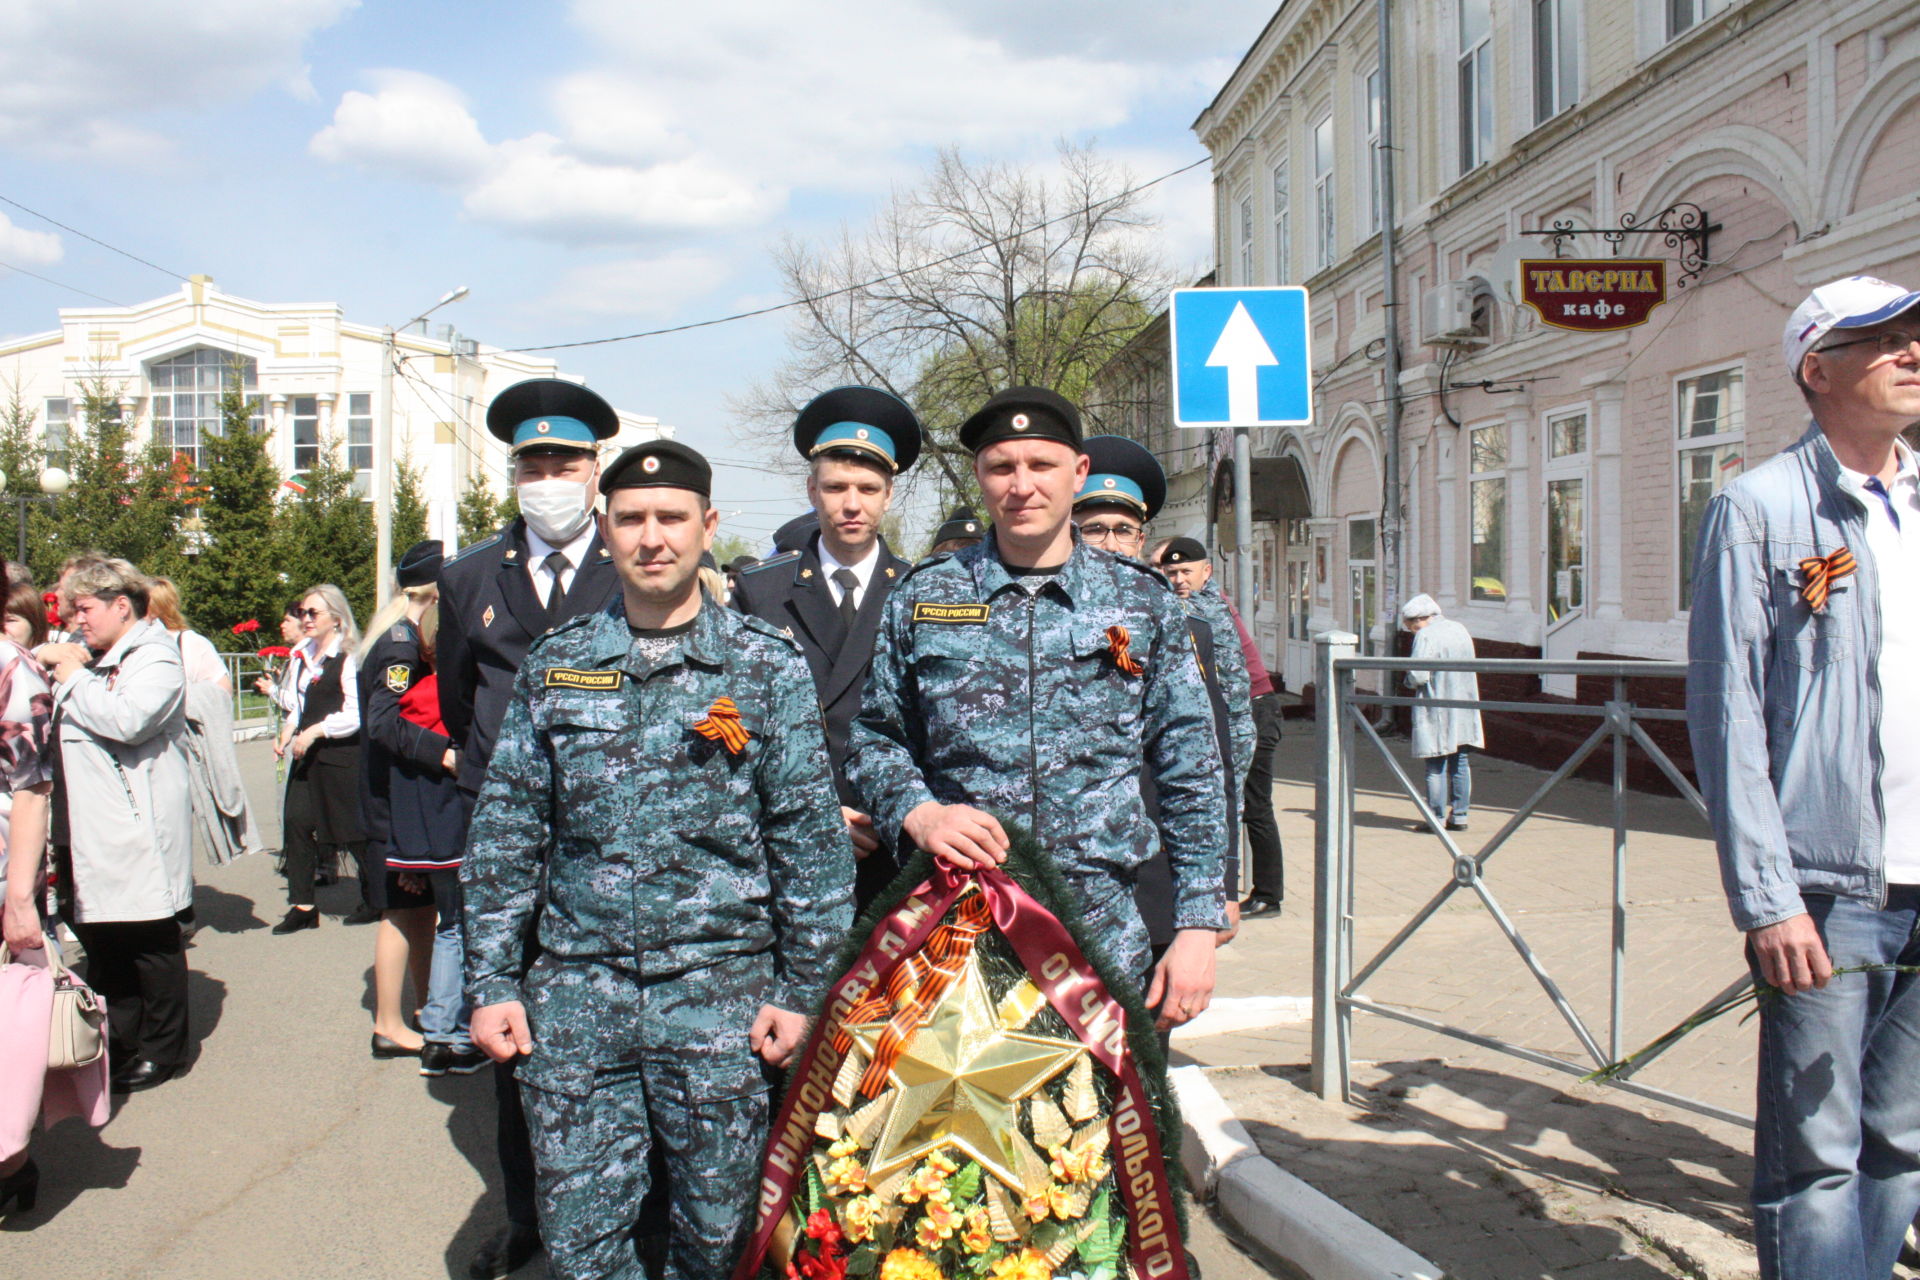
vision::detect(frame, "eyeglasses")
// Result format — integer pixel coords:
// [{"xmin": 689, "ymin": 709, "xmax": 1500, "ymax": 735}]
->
[
  {"xmin": 1816, "ymin": 330, "xmax": 1920, "ymax": 360},
  {"xmin": 297, "ymin": 608, "xmax": 325, "ymax": 620},
  {"xmin": 1079, "ymin": 522, "xmax": 1143, "ymax": 543}
]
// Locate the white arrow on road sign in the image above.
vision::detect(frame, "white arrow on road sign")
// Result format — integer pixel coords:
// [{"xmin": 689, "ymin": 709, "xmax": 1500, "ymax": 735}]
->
[{"xmin": 1205, "ymin": 301, "xmax": 1280, "ymax": 426}]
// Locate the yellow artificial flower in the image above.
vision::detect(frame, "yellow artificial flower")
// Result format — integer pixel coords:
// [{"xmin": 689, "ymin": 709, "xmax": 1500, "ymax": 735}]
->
[
  {"xmin": 879, "ymin": 1247, "xmax": 945, "ymax": 1280},
  {"xmin": 828, "ymin": 1136, "xmax": 863, "ymax": 1160},
  {"xmin": 1022, "ymin": 1188, "xmax": 1052, "ymax": 1222},
  {"xmin": 927, "ymin": 1150, "xmax": 960, "ymax": 1176},
  {"xmin": 988, "ymin": 1248, "xmax": 1053, "ymax": 1280},
  {"xmin": 1047, "ymin": 1184, "xmax": 1080, "ymax": 1220},
  {"xmin": 901, "ymin": 1165, "xmax": 949, "ymax": 1205},
  {"xmin": 960, "ymin": 1206, "xmax": 994, "ymax": 1255},
  {"xmin": 1048, "ymin": 1143, "xmax": 1107, "ymax": 1184},
  {"xmin": 842, "ymin": 1195, "xmax": 882, "ymax": 1244},
  {"xmin": 825, "ymin": 1155, "xmax": 869, "ymax": 1195}
]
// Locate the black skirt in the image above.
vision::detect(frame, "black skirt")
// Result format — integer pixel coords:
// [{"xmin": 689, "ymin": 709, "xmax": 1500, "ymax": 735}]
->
[{"xmin": 290, "ymin": 736, "xmax": 365, "ymax": 845}]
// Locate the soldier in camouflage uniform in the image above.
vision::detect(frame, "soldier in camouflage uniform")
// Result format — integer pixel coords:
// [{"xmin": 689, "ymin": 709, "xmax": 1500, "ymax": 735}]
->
[
  {"xmin": 1154, "ymin": 538, "xmax": 1255, "ymax": 814},
  {"xmin": 846, "ymin": 387, "xmax": 1229, "ymax": 1029},
  {"xmin": 462, "ymin": 438, "xmax": 854, "ymax": 1280}
]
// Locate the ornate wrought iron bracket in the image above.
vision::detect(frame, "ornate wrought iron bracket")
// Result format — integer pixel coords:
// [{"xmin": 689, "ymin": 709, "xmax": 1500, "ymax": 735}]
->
[{"xmin": 1521, "ymin": 202, "xmax": 1721, "ymax": 287}]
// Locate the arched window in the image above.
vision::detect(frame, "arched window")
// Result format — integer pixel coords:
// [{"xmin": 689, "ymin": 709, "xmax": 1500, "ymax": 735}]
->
[{"xmin": 149, "ymin": 348, "xmax": 262, "ymax": 468}]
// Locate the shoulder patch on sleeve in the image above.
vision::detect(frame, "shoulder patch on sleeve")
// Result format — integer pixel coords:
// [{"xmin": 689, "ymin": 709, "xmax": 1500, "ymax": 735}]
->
[
  {"xmin": 444, "ymin": 531, "xmax": 504, "ymax": 567},
  {"xmin": 383, "ymin": 663, "xmax": 413, "ymax": 694}
]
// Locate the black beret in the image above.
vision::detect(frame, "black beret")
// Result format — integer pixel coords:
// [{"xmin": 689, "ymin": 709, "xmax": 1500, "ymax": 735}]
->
[
  {"xmin": 486, "ymin": 378, "xmax": 620, "ymax": 455},
  {"xmin": 1161, "ymin": 536, "xmax": 1209, "ymax": 565},
  {"xmin": 931, "ymin": 505, "xmax": 984, "ymax": 546},
  {"xmin": 396, "ymin": 539, "xmax": 444, "ymax": 588},
  {"xmin": 957, "ymin": 386, "xmax": 1082, "ymax": 454},
  {"xmin": 599, "ymin": 439, "xmax": 711, "ymax": 497},
  {"xmin": 724, "ymin": 555, "xmax": 760, "ymax": 574},
  {"xmin": 1075, "ymin": 435, "xmax": 1166, "ymax": 522},
  {"xmin": 772, "ymin": 512, "xmax": 819, "ymax": 554},
  {"xmin": 793, "ymin": 385, "xmax": 922, "ymax": 474}
]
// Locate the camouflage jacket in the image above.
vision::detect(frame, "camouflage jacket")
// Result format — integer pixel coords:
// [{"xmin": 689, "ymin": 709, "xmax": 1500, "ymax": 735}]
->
[
  {"xmin": 1183, "ymin": 582, "xmax": 1256, "ymax": 799},
  {"xmin": 847, "ymin": 531, "xmax": 1229, "ymax": 932},
  {"xmin": 462, "ymin": 596, "xmax": 854, "ymax": 1012}
]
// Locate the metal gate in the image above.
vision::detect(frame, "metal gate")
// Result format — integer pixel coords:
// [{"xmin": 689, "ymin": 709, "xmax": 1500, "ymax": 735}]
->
[{"xmin": 1307, "ymin": 631, "xmax": 1752, "ymax": 1129}]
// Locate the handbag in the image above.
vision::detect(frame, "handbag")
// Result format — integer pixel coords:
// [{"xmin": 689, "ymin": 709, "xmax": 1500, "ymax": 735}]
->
[{"xmin": 1, "ymin": 934, "xmax": 107, "ymax": 1071}]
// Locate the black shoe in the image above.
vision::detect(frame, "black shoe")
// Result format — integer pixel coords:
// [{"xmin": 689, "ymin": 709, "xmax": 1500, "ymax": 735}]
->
[
  {"xmin": 341, "ymin": 903, "xmax": 381, "ymax": 926},
  {"xmin": 0, "ymin": 1158, "xmax": 38, "ymax": 1214},
  {"xmin": 419, "ymin": 1043, "xmax": 451, "ymax": 1076},
  {"xmin": 442, "ymin": 1046, "xmax": 490, "ymax": 1076},
  {"xmin": 1239, "ymin": 894, "xmax": 1282, "ymax": 920},
  {"xmin": 111, "ymin": 1059, "xmax": 177, "ymax": 1093},
  {"xmin": 468, "ymin": 1224, "xmax": 544, "ymax": 1279},
  {"xmin": 371, "ymin": 1034, "xmax": 422, "ymax": 1059},
  {"xmin": 271, "ymin": 907, "xmax": 318, "ymax": 934},
  {"xmin": 1446, "ymin": 817, "xmax": 1470, "ymax": 831}
]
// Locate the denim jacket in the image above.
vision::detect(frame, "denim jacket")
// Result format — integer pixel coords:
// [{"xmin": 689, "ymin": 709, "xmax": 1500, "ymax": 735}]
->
[{"xmin": 1687, "ymin": 423, "xmax": 1888, "ymax": 932}]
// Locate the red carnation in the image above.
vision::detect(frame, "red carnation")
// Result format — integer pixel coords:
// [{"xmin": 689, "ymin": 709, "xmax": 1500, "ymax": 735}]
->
[
  {"xmin": 232, "ymin": 618, "xmax": 261, "ymax": 635},
  {"xmin": 41, "ymin": 591, "xmax": 60, "ymax": 629},
  {"xmin": 257, "ymin": 645, "xmax": 292, "ymax": 660}
]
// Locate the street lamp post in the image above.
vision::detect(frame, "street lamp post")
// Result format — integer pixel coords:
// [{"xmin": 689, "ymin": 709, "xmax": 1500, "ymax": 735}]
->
[
  {"xmin": 378, "ymin": 285, "xmax": 469, "ymax": 606},
  {"xmin": 0, "ymin": 466, "xmax": 72, "ymax": 566}
]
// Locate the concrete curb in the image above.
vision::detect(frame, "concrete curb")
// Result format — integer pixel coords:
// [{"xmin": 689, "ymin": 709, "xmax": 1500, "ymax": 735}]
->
[{"xmin": 1171, "ymin": 1065, "xmax": 1444, "ymax": 1280}]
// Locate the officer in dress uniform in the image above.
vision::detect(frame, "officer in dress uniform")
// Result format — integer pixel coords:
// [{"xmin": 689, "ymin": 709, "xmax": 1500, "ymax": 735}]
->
[
  {"xmin": 846, "ymin": 387, "xmax": 1230, "ymax": 1029},
  {"xmin": 731, "ymin": 386, "xmax": 922, "ymax": 906},
  {"xmin": 462, "ymin": 439, "xmax": 852, "ymax": 1280},
  {"xmin": 1071, "ymin": 440, "xmax": 1250, "ymax": 960},
  {"xmin": 437, "ymin": 378, "xmax": 622, "ymax": 1279}
]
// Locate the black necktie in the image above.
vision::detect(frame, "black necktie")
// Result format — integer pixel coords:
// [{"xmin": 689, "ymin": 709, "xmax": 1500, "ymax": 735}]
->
[
  {"xmin": 543, "ymin": 551, "xmax": 570, "ymax": 615},
  {"xmin": 832, "ymin": 568, "xmax": 859, "ymax": 630}
]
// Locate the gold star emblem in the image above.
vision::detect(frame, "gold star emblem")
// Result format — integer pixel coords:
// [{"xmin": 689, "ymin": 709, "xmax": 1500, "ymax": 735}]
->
[{"xmin": 845, "ymin": 950, "xmax": 1084, "ymax": 1193}]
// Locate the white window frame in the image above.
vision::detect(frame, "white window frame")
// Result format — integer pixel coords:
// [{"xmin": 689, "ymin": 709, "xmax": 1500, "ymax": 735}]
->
[
  {"xmin": 1674, "ymin": 363, "xmax": 1746, "ymax": 613},
  {"xmin": 291, "ymin": 394, "xmax": 321, "ymax": 476},
  {"xmin": 1271, "ymin": 159, "xmax": 1291, "ymax": 283},
  {"xmin": 42, "ymin": 397, "xmax": 71, "ymax": 471},
  {"xmin": 1312, "ymin": 112, "xmax": 1336, "ymax": 271},
  {"xmin": 1458, "ymin": 0, "xmax": 1493, "ymax": 174},
  {"xmin": 148, "ymin": 347, "xmax": 259, "ymax": 470},
  {"xmin": 1363, "ymin": 67, "xmax": 1383, "ymax": 234},
  {"xmin": 1533, "ymin": 0, "xmax": 1579, "ymax": 124},
  {"xmin": 1467, "ymin": 418, "xmax": 1508, "ymax": 603},
  {"xmin": 1238, "ymin": 192, "xmax": 1256, "ymax": 285},
  {"xmin": 1347, "ymin": 515, "xmax": 1379, "ymax": 655},
  {"xmin": 1542, "ymin": 405, "xmax": 1591, "ymax": 633},
  {"xmin": 1667, "ymin": 0, "xmax": 1733, "ymax": 41}
]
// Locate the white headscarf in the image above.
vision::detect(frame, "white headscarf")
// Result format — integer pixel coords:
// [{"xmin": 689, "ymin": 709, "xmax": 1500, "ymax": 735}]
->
[{"xmin": 1400, "ymin": 593, "xmax": 1442, "ymax": 624}]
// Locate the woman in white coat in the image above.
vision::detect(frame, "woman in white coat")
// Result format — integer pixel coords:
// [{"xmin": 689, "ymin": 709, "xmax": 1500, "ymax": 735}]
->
[
  {"xmin": 1401, "ymin": 594, "xmax": 1484, "ymax": 831},
  {"xmin": 35, "ymin": 559, "xmax": 193, "ymax": 1094}
]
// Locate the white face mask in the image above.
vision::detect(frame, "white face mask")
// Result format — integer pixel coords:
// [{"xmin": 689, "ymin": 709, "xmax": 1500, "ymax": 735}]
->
[{"xmin": 518, "ymin": 477, "xmax": 594, "ymax": 544}]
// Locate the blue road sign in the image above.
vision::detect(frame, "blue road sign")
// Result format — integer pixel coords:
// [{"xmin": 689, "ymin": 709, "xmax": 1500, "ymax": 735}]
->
[{"xmin": 1168, "ymin": 286, "xmax": 1313, "ymax": 427}]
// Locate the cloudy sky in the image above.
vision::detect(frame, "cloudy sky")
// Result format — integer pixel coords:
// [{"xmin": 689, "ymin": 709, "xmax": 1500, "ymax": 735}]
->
[{"xmin": 0, "ymin": 0, "xmax": 1273, "ymax": 544}]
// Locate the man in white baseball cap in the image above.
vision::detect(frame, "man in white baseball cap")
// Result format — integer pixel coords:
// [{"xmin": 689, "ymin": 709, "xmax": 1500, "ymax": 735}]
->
[{"xmin": 1691, "ymin": 274, "xmax": 1920, "ymax": 1279}]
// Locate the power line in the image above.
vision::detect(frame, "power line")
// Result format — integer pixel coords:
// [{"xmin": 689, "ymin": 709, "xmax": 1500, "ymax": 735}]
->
[
  {"xmin": 0, "ymin": 257, "xmax": 127, "ymax": 306},
  {"xmin": 0, "ymin": 192, "xmax": 189, "ymax": 283},
  {"xmin": 502, "ymin": 154, "xmax": 1211, "ymax": 354}
]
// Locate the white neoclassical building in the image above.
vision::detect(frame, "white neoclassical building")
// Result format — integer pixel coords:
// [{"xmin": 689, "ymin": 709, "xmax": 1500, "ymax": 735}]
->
[{"xmin": 0, "ymin": 275, "xmax": 668, "ymax": 548}]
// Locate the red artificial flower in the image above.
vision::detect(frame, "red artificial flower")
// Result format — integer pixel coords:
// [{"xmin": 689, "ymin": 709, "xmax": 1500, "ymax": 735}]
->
[
  {"xmin": 790, "ymin": 1245, "xmax": 848, "ymax": 1280},
  {"xmin": 232, "ymin": 618, "xmax": 261, "ymax": 635},
  {"xmin": 41, "ymin": 591, "xmax": 60, "ymax": 629},
  {"xmin": 804, "ymin": 1210, "xmax": 845, "ymax": 1252},
  {"xmin": 257, "ymin": 645, "xmax": 293, "ymax": 660}
]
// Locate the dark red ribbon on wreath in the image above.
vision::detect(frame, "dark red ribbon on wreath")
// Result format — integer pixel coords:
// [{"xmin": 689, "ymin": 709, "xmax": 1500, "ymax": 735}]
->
[{"xmin": 729, "ymin": 861, "xmax": 1190, "ymax": 1280}]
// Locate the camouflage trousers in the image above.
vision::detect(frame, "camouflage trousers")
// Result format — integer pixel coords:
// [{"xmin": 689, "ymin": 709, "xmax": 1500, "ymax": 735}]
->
[{"xmin": 516, "ymin": 952, "xmax": 776, "ymax": 1280}]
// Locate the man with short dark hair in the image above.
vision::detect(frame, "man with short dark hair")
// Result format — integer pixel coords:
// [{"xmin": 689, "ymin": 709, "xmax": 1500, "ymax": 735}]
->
[
  {"xmin": 437, "ymin": 378, "xmax": 623, "ymax": 1279},
  {"xmin": 732, "ymin": 386, "xmax": 921, "ymax": 904},
  {"xmin": 848, "ymin": 387, "xmax": 1229, "ymax": 1029},
  {"xmin": 1688, "ymin": 275, "xmax": 1920, "ymax": 1280},
  {"xmin": 464, "ymin": 439, "xmax": 851, "ymax": 1280}
]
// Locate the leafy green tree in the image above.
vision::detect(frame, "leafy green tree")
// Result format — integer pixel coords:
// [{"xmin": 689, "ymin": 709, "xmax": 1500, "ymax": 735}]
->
[
  {"xmin": 278, "ymin": 432, "xmax": 376, "ymax": 628},
  {"xmin": 37, "ymin": 374, "xmax": 187, "ymax": 587},
  {"xmin": 0, "ymin": 379, "xmax": 45, "ymax": 576},
  {"xmin": 456, "ymin": 472, "xmax": 502, "ymax": 549},
  {"xmin": 393, "ymin": 452, "xmax": 430, "ymax": 553},
  {"xmin": 177, "ymin": 370, "xmax": 282, "ymax": 635}
]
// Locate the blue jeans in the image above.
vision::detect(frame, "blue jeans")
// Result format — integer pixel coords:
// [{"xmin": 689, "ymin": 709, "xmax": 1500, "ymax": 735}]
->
[
  {"xmin": 421, "ymin": 870, "xmax": 472, "ymax": 1051},
  {"xmin": 1423, "ymin": 749, "xmax": 1471, "ymax": 821},
  {"xmin": 1753, "ymin": 889, "xmax": 1920, "ymax": 1279}
]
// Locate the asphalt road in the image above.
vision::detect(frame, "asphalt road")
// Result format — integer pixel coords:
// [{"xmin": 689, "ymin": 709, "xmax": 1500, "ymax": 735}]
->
[{"xmin": 1, "ymin": 741, "xmax": 1276, "ymax": 1279}]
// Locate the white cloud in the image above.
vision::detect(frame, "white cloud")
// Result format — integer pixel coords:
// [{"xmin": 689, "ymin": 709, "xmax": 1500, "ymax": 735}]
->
[
  {"xmin": 467, "ymin": 139, "xmax": 776, "ymax": 241},
  {"xmin": 309, "ymin": 71, "xmax": 493, "ymax": 184},
  {"xmin": 0, "ymin": 213, "xmax": 63, "ymax": 266},
  {"xmin": 537, "ymin": 250, "xmax": 733, "ymax": 318},
  {"xmin": 0, "ymin": 0, "xmax": 355, "ymax": 159}
]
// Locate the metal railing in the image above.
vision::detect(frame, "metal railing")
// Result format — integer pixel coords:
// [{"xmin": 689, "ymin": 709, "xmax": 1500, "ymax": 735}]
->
[
  {"xmin": 1308, "ymin": 630, "xmax": 1753, "ymax": 1129},
  {"xmin": 218, "ymin": 651, "xmax": 283, "ymax": 728}
]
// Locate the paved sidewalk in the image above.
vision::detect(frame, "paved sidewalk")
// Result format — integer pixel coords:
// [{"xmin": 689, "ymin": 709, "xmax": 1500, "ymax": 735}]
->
[{"xmin": 1175, "ymin": 724, "xmax": 1771, "ymax": 1278}]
